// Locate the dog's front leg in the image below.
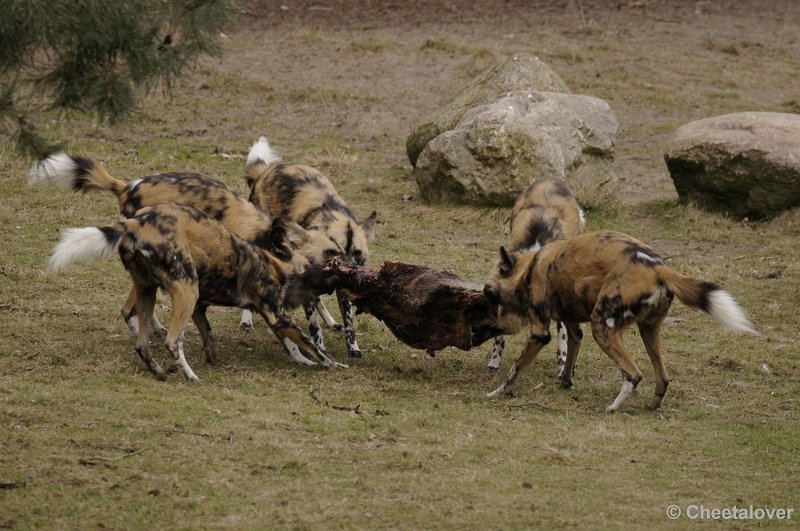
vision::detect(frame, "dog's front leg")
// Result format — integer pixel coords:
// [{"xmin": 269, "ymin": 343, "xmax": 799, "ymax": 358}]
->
[
  {"xmin": 304, "ymin": 302, "xmax": 329, "ymax": 357},
  {"xmin": 262, "ymin": 310, "xmax": 348, "ymax": 369},
  {"xmin": 488, "ymin": 323, "xmax": 551, "ymax": 397},
  {"xmin": 487, "ymin": 335, "xmax": 505, "ymax": 371},
  {"xmin": 192, "ymin": 306, "xmax": 218, "ymax": 365},
  {"xmin": 559, "ymin": 322, "xmax": 583, "ymax": 388},
  {"xmin": 337, "ymin": 291, "xmax": 362, "ymax": 358},
  {"xmin": 315, "ymin": 298, "xmax": 341, "ymax": 331}
]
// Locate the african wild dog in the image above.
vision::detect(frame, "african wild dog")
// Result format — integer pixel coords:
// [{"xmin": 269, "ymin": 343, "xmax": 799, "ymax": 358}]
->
[
  {"xmin": 241, "ymin": 137, "xmax": 377, "ymax": 358},
  {"xmin": 487, "ymin": 178, "xmax": 584, "ymax": 374},
  {"xmin": 483, "ymin": 230, "xmax": 757, "ymax": 412},
  {"xmin": 28, "ymin": 153, "xmax": 334, "ymax": 364},
  {"xmin": 48, "ymin": 204, "xmax": 346, "ymax": 379}
]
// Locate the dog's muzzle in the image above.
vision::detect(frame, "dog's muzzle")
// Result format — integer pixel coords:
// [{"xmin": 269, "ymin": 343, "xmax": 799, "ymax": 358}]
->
[{"xmin": 483, "ymin": 284, "xmax": 502, "ymax": 305}]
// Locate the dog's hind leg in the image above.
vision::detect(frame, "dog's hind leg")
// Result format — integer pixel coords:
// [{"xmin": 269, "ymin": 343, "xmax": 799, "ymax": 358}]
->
[
  {"xmin": 638, "ymin": 321, "xmax": 670, "ymax": 410},
  {"xmin": 487, "ymin": 335, "xmax": 504, "ymax": 371},
  {"xmin": 122, "ymin": 286, "xmax": 167, "ymax": 337},
  {"xmin": 315, "ymin": 298, "xmax": 341, "ymax": 331},
  {"xmin": 164, "ymin": 281, "xmax": 200, "ymax": 381},
  {"xmin": 337, "ymin": 290, "xmax": 362, "ymax": 358},
  {"xmin": 559, "ymin": 322, "xmax": 583, "ymax": 389},
  {"xmin": 133, "ymin": 285, "xmax": 166, "ymax": 379},
  {"xmin": 591, "ymin": 322, "xmax": 642, "ymax": 413},
  {"xmin": 192, "ymin": 305, "xmax": 218, "ymax": 365}
]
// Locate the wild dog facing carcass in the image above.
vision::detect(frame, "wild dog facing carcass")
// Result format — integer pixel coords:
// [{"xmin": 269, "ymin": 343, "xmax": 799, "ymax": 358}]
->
[
  {"xmin": 487, "ymin": 178, "xmax": 584, "ymax": 374},
  {"xmin": 241, "ymin": 137, "xmax": 377, "ymax": 358},
  {"xmin": 28, "ymin": 153, "xmax": 335, "ymax": 364},
  {"xmin": 483, "ymin": 230, "xmax": 757, "ymax": 412},
  {"xmin": 48, "ymin": 204, "xmax": 346, "ymax": 379}
]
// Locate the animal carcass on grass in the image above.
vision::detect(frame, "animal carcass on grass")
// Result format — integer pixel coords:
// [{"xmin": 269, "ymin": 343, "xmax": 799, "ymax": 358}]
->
[{"xmin": 324, "ymin": 259, "xmax": 503, "ymax": 355}]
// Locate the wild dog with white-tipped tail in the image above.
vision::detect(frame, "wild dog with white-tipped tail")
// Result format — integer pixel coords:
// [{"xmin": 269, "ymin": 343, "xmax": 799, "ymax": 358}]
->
[
  {"xmin": 483, "ymin": 230, "xmax": 757, "ymax": 412},
  {"xmin": 487, "ymin": 178, "xmax": 584, "ymax": 374},
  {"xmin": 241, "ymin": 136, "xmax": 377, "ymax": 359},
  {"xmin": 48, "ymin": 204, "xmax": 346, "ymax": 379},
  {"xmin": 29, "ymin": 153, "xmax": 336, "ymax": 365}
]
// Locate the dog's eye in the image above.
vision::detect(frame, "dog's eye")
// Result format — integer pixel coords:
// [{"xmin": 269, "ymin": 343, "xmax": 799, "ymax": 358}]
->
[{"xmin": 323, "ymin": 249, "xmax": 339, "ymax": 260}]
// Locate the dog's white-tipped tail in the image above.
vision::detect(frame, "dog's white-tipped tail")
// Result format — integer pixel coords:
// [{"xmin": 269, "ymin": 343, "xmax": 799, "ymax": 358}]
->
[
  {"xmin": 28, "ymin": 153, "xmax": 80, "ymax": 188},
  {"xmin": 246, "ymin": 136, "xmax": 281, "ymax": 168},
  {"xmin": 706, "ymin": 289, "xmax": 758, "ymax": 335},
  {"xmin": 49, "ymin": 226, "xmax": 122, "ymax": 273}
]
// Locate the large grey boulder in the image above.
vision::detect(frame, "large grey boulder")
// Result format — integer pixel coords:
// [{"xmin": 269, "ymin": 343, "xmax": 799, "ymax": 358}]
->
[
  {"xmin": 414, "ymin": 91, "xmax": 619, "ymax": 207},
  {"xmin": 665, "ymin": 112, "xmax": 800, "ymax": 219},
  {"xmin": 406, "ymin": 54, "xmax": 570, "ymax": 167}
]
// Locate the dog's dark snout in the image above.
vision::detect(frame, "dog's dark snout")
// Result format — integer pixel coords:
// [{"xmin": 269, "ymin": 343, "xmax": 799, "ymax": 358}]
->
[{"xmin": 483, "ymin": 284, "xmax": 500, "ymax": 304}]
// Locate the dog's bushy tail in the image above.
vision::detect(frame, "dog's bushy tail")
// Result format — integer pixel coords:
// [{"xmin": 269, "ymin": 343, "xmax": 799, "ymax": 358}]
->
[
  {"xmin": 29, "ymin": 153, "xmax": 127, "ymax": 196},
  {"xmin": 244, "ymin": 136, "xmax": 282, "ymax": 187},
  {"xmin": 658, "ymin": 267, "xmax": 757, "ymax": 334},
  {"xmin": 49, "ymin": 225, "xmax": 124, "ymax": 273}
]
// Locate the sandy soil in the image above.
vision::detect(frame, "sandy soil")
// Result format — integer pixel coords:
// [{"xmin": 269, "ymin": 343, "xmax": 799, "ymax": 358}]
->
[{"xmin": 220, "ymin": 0, "xmax": 800, "ymax": 205}]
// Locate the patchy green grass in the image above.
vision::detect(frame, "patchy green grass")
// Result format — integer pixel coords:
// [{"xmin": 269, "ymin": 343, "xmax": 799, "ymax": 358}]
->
[
  {"xmin": 2, "ymin": 17, "xmax": 799, "ymax": 531},
  {"xmin": 2, "ymin": 137, "xmax": 797, "ymax": 528}
]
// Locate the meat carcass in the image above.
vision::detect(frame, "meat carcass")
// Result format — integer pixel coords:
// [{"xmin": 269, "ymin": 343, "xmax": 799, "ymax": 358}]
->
[{"xmin": 324, "ymin": 259, "xmax": 503, "ymax": 355}]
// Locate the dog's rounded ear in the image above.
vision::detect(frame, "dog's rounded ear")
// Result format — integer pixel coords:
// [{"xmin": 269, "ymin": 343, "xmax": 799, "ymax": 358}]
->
[
  {"xmin": 499, "ymin": 246, "xmax": 515, "ymax": 276},
  {"xmin": 361, "ymin": 211, "xmax": 378, "ymax": 243}
]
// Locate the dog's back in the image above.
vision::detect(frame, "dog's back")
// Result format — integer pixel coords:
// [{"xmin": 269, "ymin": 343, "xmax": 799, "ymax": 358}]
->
[
  {"xmin": 508, "ymin": 178, "xmax": 583, "ymax": 252},
  {"xmin": 245, "ymin": 137, "xmax": 376, "ymax": 265},
  {"xmin": 30, "ymin": 154, "xmax": 278, "ymax": 251}
]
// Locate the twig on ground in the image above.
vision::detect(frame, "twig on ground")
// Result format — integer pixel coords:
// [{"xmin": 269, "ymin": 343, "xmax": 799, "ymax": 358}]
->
[
  {"xmin": 0, "ymin": 481, "xmax": 26, "ymax": 489},
  {"xmin": 79, "ymin": 447, "xmax": 147, "ymax": 466},
  {"xmin": 159, "ymin": 429, "xmax": 213, "ymax": 438},
  {"xmin": 309, "ymin": 386, "xmax": 361, "ymax": 414},
  {"xmin": 507, "ymin": 401, "xmax": 552, "ymax": 411}
]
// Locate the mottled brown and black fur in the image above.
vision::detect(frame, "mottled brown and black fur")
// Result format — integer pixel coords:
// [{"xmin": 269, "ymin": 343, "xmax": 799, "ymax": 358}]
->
[
  {"xmin": 484, "ymin": 230, "xmax": 756, "ymax": 412},
  {"xmin": 29, "ymin": 153, "xmax": 333, "ymax": 337},
  {"xmin": 488, "ymin": 177, "xmax": 584, "ymax": 372},
  {"xmin": 243, "ymin": 137, "xmax": 377, "ymax": 358},
  {"xmin": 49, "ymin": 204, "xmax": 345, "ymax": 379}
]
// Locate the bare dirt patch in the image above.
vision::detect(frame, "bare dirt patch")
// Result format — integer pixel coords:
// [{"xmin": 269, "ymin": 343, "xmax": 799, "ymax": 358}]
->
[{"xmin": 218, "ymin": 0, "xmax": 800, "ymax": 205}]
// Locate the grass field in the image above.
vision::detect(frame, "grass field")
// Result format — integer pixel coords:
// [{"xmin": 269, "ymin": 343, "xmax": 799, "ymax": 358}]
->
[{"xmin": 2, "ymin": 6, "xmax": 800, "ymax": 528}]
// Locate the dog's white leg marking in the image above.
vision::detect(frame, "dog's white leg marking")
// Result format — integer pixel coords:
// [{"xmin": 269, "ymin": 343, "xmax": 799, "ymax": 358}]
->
[
  {"xmin": 487, "ymin": 365, "xmax": 519, "ymax": 397},
  {"xmin": 152, "ymin": 314, "xmax": 167, "ymax": 338},
  {"xmin": 304, "ymin": 303, "xmax": 329, "ymax": 356},
  {"xmin": 556, "ymin": 321, "xmax": 568, "ymax": 377},
  {"xmin": 282, "ymin": 338, "xmax": 317, "ymax": 366},
  {"xmin": 126, "ymin": 314, "xmax": 140, "ymax": 336},
  {"xmin": 606, "ymin": 378, "xmax": 636, "ymax": 413},
  {"xmin": 315, "ymin": 299, "xmax": 340, "ymax": 330},
  {"xmin": 340, "ymin": 297, "xmax": 362, "ymax": 358},
  {"xmin": 239, "ymin": 309, "xmax": 254, "ymax": 331},
  {"xmin": 168, "ymin": 336, "xmax": 199, "ymax": 381},
  {"xmin": 487, "ymin": 336, "xmax": 504, "ymax": 370}
]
